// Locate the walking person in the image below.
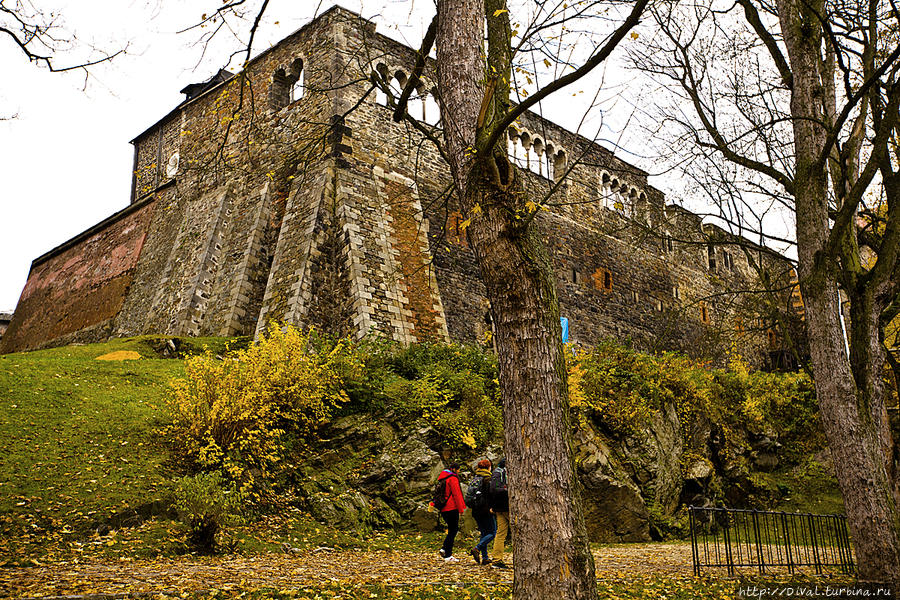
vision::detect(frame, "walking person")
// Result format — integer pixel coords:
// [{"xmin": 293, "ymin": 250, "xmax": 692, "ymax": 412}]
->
[
  {"xmin": 431, "ymin": 462, "xmax": 465, "ymax": 563},
  {"xmin": 490, "ymin": 457, "xmax": 510, "ymax": 569},
  {"xmin": 467, "ymin": 458, "xmax": 496, "ymax": 565}
]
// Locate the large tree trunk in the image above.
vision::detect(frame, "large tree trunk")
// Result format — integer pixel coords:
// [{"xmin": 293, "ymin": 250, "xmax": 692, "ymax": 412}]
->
[
  {"xmin": 467, "ymin": 169, "xmax": 597, "ymax": 599},
  {"xmin": 781, "ymin": 0, "xmax": 900, "ymax": 584},
  {"xmin": 434, "ymin": 1, "xmax": 598, "ymax": 598},
  {"xmin": 801, "ymin": 272, "xmax": 900, "ymax": 584}
]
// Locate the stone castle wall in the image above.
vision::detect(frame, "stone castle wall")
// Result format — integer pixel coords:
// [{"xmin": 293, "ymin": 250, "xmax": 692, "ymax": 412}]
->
[
  {"xmin": 0, "ymin": 199, "xmax": 155, "ymax": 353},
  {"xmin": 1, "ymin": 7, "xmax": 798, "ymax": 365}
]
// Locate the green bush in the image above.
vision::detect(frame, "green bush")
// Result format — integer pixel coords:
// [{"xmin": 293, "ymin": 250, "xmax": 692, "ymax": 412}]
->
[
  {"xmin": 172, "ymin": 471, "xmax": 244, "ymax": 551},
  {"xmin": 567, "ymin": 341, "xmax": 821, "ymax": 471},
  {"xmin": 364, "ymin": 341, "xmax": 502, "ymax": 449}
]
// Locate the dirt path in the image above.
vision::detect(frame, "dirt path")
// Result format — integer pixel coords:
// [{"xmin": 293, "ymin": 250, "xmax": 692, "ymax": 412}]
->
[{"xmin": 1, "ymin": 544, "xmax": 696, "ymax": 598}]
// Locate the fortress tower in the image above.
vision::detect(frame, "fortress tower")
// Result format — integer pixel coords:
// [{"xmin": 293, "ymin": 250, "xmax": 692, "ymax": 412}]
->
[{"xmin": 0, "ymin": 7, "xmax": 800, "ymax": 366}]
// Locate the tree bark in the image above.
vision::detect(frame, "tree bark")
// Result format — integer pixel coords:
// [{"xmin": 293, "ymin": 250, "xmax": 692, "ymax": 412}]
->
[
  {"xmin": 435, "ymin": 1, "xmax": 598, "ymax": 598},
  {"xmin": 779, "ymin": 0, "xmax": 900, "ymax": 584}
]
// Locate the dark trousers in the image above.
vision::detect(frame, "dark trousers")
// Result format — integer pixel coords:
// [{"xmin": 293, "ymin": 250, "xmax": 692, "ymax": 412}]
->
[
  {"xmin": 473, "ymin": 511, "xmax": 497, "ymax": 560},
  {"xmin": 441, "ymin": 510, "xmax": 460, "ymax": 557}
]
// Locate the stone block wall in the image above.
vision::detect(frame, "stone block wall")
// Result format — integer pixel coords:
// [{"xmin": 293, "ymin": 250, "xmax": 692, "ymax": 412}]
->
[
  {"xmin": 1, "ymin": 6, "xmax": 799, "ymax": 366},
  {"xmin": 0, "ymin": 199, "xmax": 156, "ymax": 353}
]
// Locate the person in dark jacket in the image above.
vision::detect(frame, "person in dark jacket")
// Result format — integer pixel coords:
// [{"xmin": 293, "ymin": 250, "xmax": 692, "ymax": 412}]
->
[
  {"xmin": 434, "ymin": 463, "xmax": 465, "ymax": 562},
  {"xmin": 469, "ymin": 458, "xmax": 496, "ymax": 565},
  {"xmin": 490, "ymin": 457, "xmax": 510, "ymax": 568}
]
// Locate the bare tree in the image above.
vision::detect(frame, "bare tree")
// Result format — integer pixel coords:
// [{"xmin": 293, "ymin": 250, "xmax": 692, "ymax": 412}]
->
[
  {"xmin": 630, "ymin": 0, "xmax": 900, "ymax": 584},
  {"xmin": 1, "ymin": 0, "xmax": 125, "ymax": 79}
]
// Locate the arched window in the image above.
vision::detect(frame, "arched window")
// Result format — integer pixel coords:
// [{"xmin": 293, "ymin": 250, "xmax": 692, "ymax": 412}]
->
[
  {"xmin": 408, "ymin": 84, "xmax": 425, "ymax": 121},
  {"xmin": 373, "ymin": 63, "xmax": 389, "ymax": 106},
  {"xmin": 271, "ymin": 57, "xmax": 305, "ymax": 110},
  {"xmin": 662, "ymin": 232, "xmax": 674, "ymax": 253},
  {"xmin": 424, "ymin": 90, "xmax": 440, "ymax": 125},
  {"xmin": 508, "ymin": 129, "xmax": 528, "ymax": 169},
  {"xmin": 553, "ymin": 149, "xmax": 567, "ymax": 181},
  {"xmin": 601, "ymin": 173, "xmax": 612, "ymax": 208},
  {"xmin": 289, "ymin": 59, "xmax": 304, "ymax": 102},
  {"xmin": 530, "ymin": 137, "xmax": 544, "ymax": 175}
]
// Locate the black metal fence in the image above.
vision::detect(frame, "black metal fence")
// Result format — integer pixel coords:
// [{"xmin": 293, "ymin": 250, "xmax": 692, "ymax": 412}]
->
[{"xmin": 689, "ymin": 507, "xmax": 855, "ymax": 576}]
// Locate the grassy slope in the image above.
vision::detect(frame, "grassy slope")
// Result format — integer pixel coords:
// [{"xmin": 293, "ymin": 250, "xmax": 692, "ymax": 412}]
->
[
  {"xmin": 0, "ymin": 336, "xmax": 235, "ymax": 561},
  {"xmin": 0, "ymin": 336, "xmax": 442, "ymax": 564},
  {"xmin": 0, "ymin": 336, "xmax": 845, "ymax": 566}
]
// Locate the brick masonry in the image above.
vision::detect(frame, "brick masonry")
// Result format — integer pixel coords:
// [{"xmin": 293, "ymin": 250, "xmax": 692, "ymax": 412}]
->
[{"xmin": 1, "ymin": 7, "xmax": 800, "ymax": 366}]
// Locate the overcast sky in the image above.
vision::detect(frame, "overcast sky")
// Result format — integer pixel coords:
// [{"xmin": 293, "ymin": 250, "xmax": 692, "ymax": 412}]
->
[{"xmin": 0, "ymin": 0, "xmax": 674, "ymax": 312}]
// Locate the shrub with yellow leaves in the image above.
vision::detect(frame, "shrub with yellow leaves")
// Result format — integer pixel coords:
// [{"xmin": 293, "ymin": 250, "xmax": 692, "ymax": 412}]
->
[
  {"xmin": 164, "ymin": 325, "xmax": 362, "ymax": 499},
  {"xmin": 567, "ymin": 340, "xmax": 819, "ymax": 474}
]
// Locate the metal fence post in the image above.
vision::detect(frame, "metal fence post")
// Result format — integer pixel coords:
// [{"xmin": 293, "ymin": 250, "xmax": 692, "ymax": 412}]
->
[
  {"xmin": 752, "ymin": 510, "xmax": 765, "ymax": 574},
  {"xmin": 689, "ymin": 507, "xmax": 700, "ymax": 577},
  {"xmin": 808, "ymin": 513, "xmax": 822, "ymax": 574},
  {"xmin": 723, "ymin": 511, "xmax": 735, "ymax": 576},
  {"xmin": 781, "ymin": 512, "xmax": 794, "ymax": 575}
]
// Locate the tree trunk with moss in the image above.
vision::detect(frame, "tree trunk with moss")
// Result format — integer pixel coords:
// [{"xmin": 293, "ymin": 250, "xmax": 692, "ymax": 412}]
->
[
  {"xmin": 434, "ymin": 0, "xmax": 598, "ymax": 598},
  {"xmin": 779, "ymin": 0, "xmax": 900, "ymax": 584}
]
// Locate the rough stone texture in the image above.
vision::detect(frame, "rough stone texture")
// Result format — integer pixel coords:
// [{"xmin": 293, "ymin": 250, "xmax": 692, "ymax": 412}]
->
[
  {"xmin": 0, "ymin": 313, "xmax": 12, "ymax": 340},
  {"xmin": 617, "ymin": 404, "xmax": 684, "ymax": 515},
  {"xmin": 573, "ymin": 424, "xmax": 653, "ymax": 542},
  {"xmin": 2, "ymin": 6, "xmax": 798, "ymax": 360}
]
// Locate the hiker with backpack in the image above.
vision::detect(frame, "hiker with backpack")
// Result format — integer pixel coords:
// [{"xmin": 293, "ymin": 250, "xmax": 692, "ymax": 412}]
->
[
  {"xmin": 431, "ymin": 462, "xmax": 465, "ymax": 563},
  {"xmin": 466, "ymin": 458, "xmax": 496, "ymax": 565},
  {"xmin": 490, "ymin": 457, "xmax": 510, "ymax": 569}
]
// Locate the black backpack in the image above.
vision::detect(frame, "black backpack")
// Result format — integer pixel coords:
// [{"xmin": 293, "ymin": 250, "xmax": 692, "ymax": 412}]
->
[
  {"xmin": 490, "ymin": 466, "xmax": 508, "ymax": 494},
  {"xmin": 432, "ymin": 474, "xmax": 455, "ymax": 510},
  {"xmin": 465, "ymin": 474, "xmax": 488, "ymax": 510}
]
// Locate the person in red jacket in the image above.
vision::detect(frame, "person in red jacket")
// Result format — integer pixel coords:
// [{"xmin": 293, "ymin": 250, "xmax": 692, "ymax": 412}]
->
[{"xmin": 436, "ymin": 462, "xmax": 465, "ymax": 562}]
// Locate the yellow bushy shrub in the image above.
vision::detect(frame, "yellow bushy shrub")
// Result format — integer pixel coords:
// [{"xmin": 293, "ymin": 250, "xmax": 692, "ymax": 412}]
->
[{"xmin": 165, "ymin": 326, "xmax": 362, "ymax": 498}]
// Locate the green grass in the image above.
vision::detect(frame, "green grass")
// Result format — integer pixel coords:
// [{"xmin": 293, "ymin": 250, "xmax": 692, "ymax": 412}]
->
[
  {"xmin": 0, "ymin": 335, "xmax": 241, "ymax": 563},
  {"xmin": 762, "ymin": 461, "xmax": 845, "ymax": 516},
  {"xmin": 0, "ymin": 336, "xmax": 849, "ymax": 571},
  {"xmin": 0, "ymin": 335, "xmax": 450, "ymax": 563}
]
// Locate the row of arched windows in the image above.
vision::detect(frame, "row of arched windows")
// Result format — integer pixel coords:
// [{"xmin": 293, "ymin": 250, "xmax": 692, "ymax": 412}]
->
[
  {"xmin": 372, "ymin": 63, "xmax": 441, "ymax": 125},
  {"xmin": 599, "ymin": 171, "xmax": 646, "ymax": 216},
  {"xmin": 507, "ymin": 127, "xmax": 567, "ymax": 180}
]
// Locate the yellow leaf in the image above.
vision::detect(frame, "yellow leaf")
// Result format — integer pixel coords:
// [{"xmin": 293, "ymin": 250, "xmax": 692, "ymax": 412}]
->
[
  {"xmin": 630, "ymin": 32, "xmax": 639, "ymax": 40},
  {"xmin": 472, "ymin": 204, "xmax": 482, "ymax": 215},
  {"xmin": 493, "ymin": 9, "xmax": 509, "ymax": 16},
  {"xmin": 525, "ymin": 200, "xmax": 538, "ymax": 213},
  {"xmin": 459, "ymin": 218, "xmax": 471, "ymax": 231},
  {"xmin": 544, "ymin": 58, "xmax": 551, "ymax": 68}
]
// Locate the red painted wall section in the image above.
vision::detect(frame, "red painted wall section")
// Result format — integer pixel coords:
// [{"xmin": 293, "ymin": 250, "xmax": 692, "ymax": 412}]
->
[{"xmin": 0, "ymin": 202, "xmax": 155, "ymax": 353}]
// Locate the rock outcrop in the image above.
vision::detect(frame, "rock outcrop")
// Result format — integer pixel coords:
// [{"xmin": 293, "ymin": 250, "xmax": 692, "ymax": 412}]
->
[{"xmin": 291, "ymin": 404, "xmax": 795, "ymax": 541}]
